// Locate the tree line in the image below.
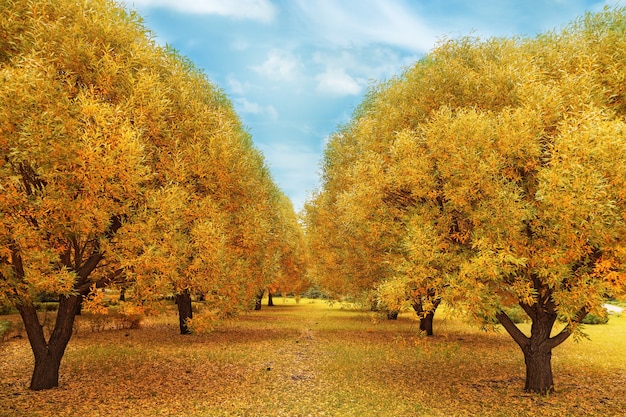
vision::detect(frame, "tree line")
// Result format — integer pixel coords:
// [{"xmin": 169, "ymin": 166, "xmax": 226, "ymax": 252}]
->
[
  {"xmin": 0, "ymin": 0, "xmax": 307, "ymax": 390},
  {"xmin": 1, "ymin": 0, "xmax": 625, "ymax": 397},
  {"xmin": 303, "ymin": 7, "xmax": 626, "ymax": 393}
]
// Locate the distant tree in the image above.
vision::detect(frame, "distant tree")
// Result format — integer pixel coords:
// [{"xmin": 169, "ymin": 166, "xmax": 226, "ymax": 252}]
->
[
  {"xmin": 303, "ymin": 123, "xmax": 403, "ymax": 318},
  {"xmin": 304, "ymin": 90, "xmax": 444, "ymax": 327},
  {"xmin": 252, "ymin": 192, "xmax": 309, "ymax": 310},
  {"xmin": 267, "ymin": 194, "xmax": 310, "ymax": 303},
  {"xmin": 305, "ymin": 8, "xmax": 626, "ymax": 393}
]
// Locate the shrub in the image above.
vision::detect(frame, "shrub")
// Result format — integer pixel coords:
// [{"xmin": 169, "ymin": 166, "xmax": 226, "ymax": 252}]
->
[
  {"xmin": 582, "ymin": 312, "xmax": 609, "ymax": 325},
  {"xmin": 34, "ymin": 302, "xmax": 59, "ymax": 312},
  {"xmin": 115, "ymin": 303, "xmax": 145, "ymax": 329},
  {"xmin": 0, "ymin": 303, "xmax": 17, "ymax": 315},
  {"xmin": 0, "ymin": 320, "xmax": 12, "ymax": 341},
  {"xmin": 301, "ymin": 285, "xmax": 330, "ymax": 300},
  {"xmin": 185, "ymin": 311, "xmax": 218, "ymax": 334}
]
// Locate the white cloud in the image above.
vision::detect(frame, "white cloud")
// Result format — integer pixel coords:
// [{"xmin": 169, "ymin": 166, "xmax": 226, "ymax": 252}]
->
[
  {"xmin": 124, "ymin": 0, "xmax": 277, "ymax": 23},
  {"xmin": 251, "ymin": 49, "xmax": 302, "ymax": 81},
  {"xmin": 295, "ymin": 0, "xmax": 438, "ymax": 52},
  {"xmin": 258, "ymin": 142, "xmax": 321, "ymax": 211},
  {"xmin": 234, "ymin": 98, "xmax": 279, "ymax": 120},
  {"xmin": 316, "ymin": 68, "xmax": 362, "ymax": 96},
  {"xmin": 227, "ymin": 75, "xmax": 250, "ymax": 95},
  {"xmin": 311, "ymin": 47, "xmax": 415, "ymax": 93},
  {"xmin": 231, "ymin": 38, "xmax": 251, "ymax": 51},
  {"xmin": 235, "ymin": 97, "xmax": 262, "ymax": 114},
  {"xmin": 266, "ymin": 105, "xmax": 279, "ymax": 120}
]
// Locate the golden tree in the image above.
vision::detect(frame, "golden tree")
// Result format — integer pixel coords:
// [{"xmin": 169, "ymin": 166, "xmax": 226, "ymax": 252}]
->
[
  {"xmin": 0, "ymin": 0, "xmax": 159, "ymax": 390},
  {"xmin": 0, "ymin": 0, "xmax": 299, "ymax": 388},
  {"xmin": 304, "ymin": 94, "xmax": 439, "ymax": 323},
  {"xmin": 306, "ymin": 8, "xmax": 626, "ymax": 393},
  {"xmin": 265, "ymin": 193, "xmax": 309, "ymax": 305},
  {"xmin": 114, "ymin": 44, "xmax": 290, "ymax": 333}
]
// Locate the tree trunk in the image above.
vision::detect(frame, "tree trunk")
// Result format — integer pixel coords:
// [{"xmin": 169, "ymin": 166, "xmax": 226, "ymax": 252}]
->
[
  {"xmin": 496, "ymin": 304, "xmax": 581, "ymax": 394},
  {"xmin": 175, "ymin": 290, "xmax": 193, "ymax": 335},
  {"xmin": 267, "ymin": 291, "xmax": 274, "ymax": 307},
  {"xmin": 419, "ymin": 311, "xmax": 435, "ymax": 336},
  {"xmin": 412, "ymin": 298, "xmax": 440, "ymax": 336},
  {"xmin": 522, "ymin": 346, "xmax": 554, "ymax": 393},
  {"xmin": 119, "ymin": 287, "xmax": 126, "ymax": 302},
  {"xmin": 386, "ymin": 310, "xmax": 399, "ymax": 320},
  {"xmin": 254, "ymin": 289, "xmax": 264, "ymax": 311},
  {"xmin": 520, "ymin": 311, "xmax": 558, "ymax": 393},
  {"xmin": 18, "ymin": 295, "xmax": 80, "ymax": 390},
  {"xmin": 30, "ymin": 350, "xmax": 63, "ymax": 391},
  {"xmin": 75, "ymin": 294, "xmax": 83, "ymax": 316}
]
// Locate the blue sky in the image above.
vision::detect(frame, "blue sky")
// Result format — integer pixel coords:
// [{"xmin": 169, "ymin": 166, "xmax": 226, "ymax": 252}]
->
[{"xmin": 120, "ymin": 0, "xmax": 618, "ymax": 211}]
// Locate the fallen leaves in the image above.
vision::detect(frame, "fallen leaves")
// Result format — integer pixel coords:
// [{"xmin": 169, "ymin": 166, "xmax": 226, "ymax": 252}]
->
[{"xmin": 0, "ymin": 300, "xmax": 625, "ymax": 416}]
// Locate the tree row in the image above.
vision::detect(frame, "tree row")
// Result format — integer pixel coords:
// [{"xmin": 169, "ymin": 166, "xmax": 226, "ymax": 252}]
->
[
  {"xmin": 0, "ymin": 0, "xmax": 307, "ymax": 390},
  {"xmin": 304, "ymin": 8, "xmax": 626, "ymax": 393}
]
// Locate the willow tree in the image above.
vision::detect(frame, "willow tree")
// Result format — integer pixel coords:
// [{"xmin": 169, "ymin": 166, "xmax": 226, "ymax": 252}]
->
[
  {"xmin": 0, "ymin": 0, "xmax": 290, "ymax": 388},
  {"xmin": 307, "ymin": 8, "xmax": 626, "ymax": 393},
  {"xmin": 304, "ymin": 73, "xmax": 447, "ymax": 326},
  {"xmin": 263, "ymin": 193, "xmax": 309, "ymax": 304},
  {"xmin": 304, "ymin": 128, "xmax": 400, "ymax": 312},
  {"xmin": 0, "ymin": 0, "xmax": 160, "ymax": 390},
  {"xmin": 113, "ymin": 43, "xmax": 288, "ymax": 333}
]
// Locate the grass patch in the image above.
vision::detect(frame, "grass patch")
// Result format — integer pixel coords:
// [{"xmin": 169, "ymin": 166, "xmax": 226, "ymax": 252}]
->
[{"xmin": 0, "ymin": 298, "xmax": 624, "ymax": 416}]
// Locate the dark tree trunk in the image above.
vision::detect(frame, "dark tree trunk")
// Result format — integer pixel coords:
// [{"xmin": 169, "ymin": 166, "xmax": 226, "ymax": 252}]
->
[
  {"xmin": 119, "ymin": 287, "xmax": 126, "ymax": 302},
  {"xmin": 175, "ymin": 290, "xmax": 193, "ymax": 335},
  {"xmin": 75, "ymin": 294, "xmax": 83, "ymax": 316},
  {"xmin": 386, "ymin": 310, "xmax": 399, "ymax": 320},
  {"xmin": 254, "ymin": 289, "xmax": 264, "ymax": 311},
  {"xmin": 9, "ymin": 215, "xmax": 114, "ymax": 391},
  {"xmin": 412, "ymin": 298, "xmax": 441, "ymax": 336},
  {"xmin": 30, "ymin": 350, "xmax": 63, "ymax": 391},
  {"xmin": 18, "ymin": 294, "xmax": 80, "ymax": 390},
  {"xmin": 419, "ymin": 311, "xmax": 435, "ymax": 336},
  {"xmin": 496, "ymin": 303, "xmax": 585, "ymax": 394},
  {"xmin": 522, "ymin": 346, "xmax": 554, "ymax": 393},
  {"xmin": 267, "ymin": 291, "xmax": 274, "ymax": 307}
]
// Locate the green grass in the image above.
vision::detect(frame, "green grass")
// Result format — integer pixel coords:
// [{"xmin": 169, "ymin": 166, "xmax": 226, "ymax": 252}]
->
[{"xmin": 0, "ymin": 299, "xmax": 624, "ymax": 416}]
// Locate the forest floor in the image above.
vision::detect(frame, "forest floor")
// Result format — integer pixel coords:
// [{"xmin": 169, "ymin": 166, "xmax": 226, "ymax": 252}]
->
[{"xmin": 0, "ymin": 299, "xmax": 625, "ymax": 417}]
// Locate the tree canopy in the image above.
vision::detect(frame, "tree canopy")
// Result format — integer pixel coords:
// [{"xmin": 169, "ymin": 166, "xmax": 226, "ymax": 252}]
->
[
  {"xmin": 304, "ymin": 7, "xmax": 626, "ymax": 392},
  {"xmin": 0, "ymin": 0, "xmax": 305, "ymax": 389}
]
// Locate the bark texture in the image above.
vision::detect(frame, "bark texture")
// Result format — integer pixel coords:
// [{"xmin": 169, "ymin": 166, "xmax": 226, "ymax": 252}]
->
[
  {"xmin": 496, "ymin": 303, "xmax": 586, "ymax": 393},
  {"xmin": 17, "ymin": 295, "xmax": 80, "ymax": 390},
  {"xmin": 254, "ymin": 289, "xmax": 264, "ymax": 311},
  {"xmin": 412, "ymin": 298, "xmax": 441, "ymax": 336},
  {"xmin": 175, "ymin": 290, "xmax": 193, "ymax": 335},
  {"xmin": 386, "ymin": 310, "xmax": 399, "ymax": 320}
]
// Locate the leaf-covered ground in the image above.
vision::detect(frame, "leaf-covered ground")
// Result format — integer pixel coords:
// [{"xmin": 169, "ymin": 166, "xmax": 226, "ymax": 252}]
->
[{"xmin": 1, "ymin": 299, "xmax": 625, "ymax": 416}]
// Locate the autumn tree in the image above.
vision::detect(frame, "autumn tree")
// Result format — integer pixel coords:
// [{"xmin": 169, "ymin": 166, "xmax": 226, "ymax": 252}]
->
[
  {"xmin": 304, "ymin": 90, "xmax": 444, "ymax": 327},
  {"xmin": 306, "ymin": 8, "xmax": 626, "ymax": 393},
  {"xmin": 0, "ymin": 0, "xmax": 295, "ymax": 388},
  {"xmin": 263, "ymin": 193, "xmax": 309, "ymax": 305},
  {"xmin": 111, "ymin": 44, "xmax": 291, "ymax": 333},
  {"xmin": 0, "ymin": 0, "xmax": 159, "ymax": 390}
]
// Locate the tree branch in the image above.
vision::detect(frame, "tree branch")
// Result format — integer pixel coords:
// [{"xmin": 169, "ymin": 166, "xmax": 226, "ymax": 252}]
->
[
  {"xmin": 76, "ymin": 251, "xmax": 104, "ymax": 282},
  {"xmin": 496, "ymin": 310, "xmax": 529, "ymax": 349},
  {"xmin": 546, "ymin": 307, "xmax": 588, "ymax": 349},
  {"xmin": 519, "ymin": 301, "xmax": 537, "ymax": 321},
  {"xmin": 75, "ymin": 268, "xmax": 125, "ymax": 295}
]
